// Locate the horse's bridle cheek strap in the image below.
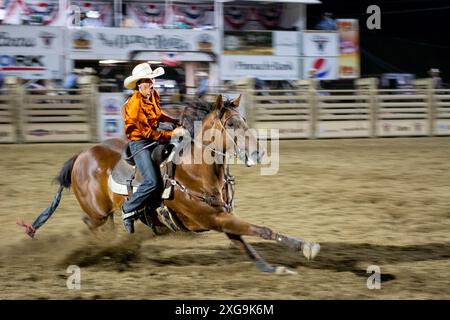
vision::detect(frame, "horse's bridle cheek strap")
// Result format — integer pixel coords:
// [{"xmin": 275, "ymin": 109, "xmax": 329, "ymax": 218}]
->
[{"xmin": 216, "ymin": 111, "xmax": 244, "ymax": 156}]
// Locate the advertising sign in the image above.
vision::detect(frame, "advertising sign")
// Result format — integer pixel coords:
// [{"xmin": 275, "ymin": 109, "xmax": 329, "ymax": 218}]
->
[
  {"xmin": 224, "ymin": 31, "xmax": 272, "ymax": 55},
  {"xmin": 303, "ymin": 57, "xmax": 338, "ymax": 80},
  {"xmin": 317, "ymin": 121, "xmax": 371, "ymax": 138},
  {"xmin": 0, "ymin": 26, "xmax": 63, "ymax": 79},
  {"xmin": 67, "ymin": 27, "xmax": 219, "ymax": 60},
  {"xmin": 337, "ymin": 19, "xmax": 360, "ymax": 79},
  {"xmin": 223, "ymin": 31, "xmax": 298, "ymax": 56},
  {"xmin": 302, "ymin": 31, "xmax": 339, "ymax": 57},
  {"xmin": 220, "ymin": 55, "xmax": 299, "ymax": 80},
  {"xmin": 273, "ymin": 31, "xmax": 300, "ymax": 56},
  {"xmin": 0, "ymin": 25, "xmax": 63, "ymax": 53},
  {"xmin": 377, "ymin": 120, "xmax": 429, "ymax": 137},
  {"xmin": 0, "ymin": 54, "xmax": 62, "ymax": 79},
  {"xmin": 98, "ymin": 93, "xmax": 126, "ymax": 141},
  {"xmin": 434, "ymin": 120, "xmax": 450, "ymax": 136}
]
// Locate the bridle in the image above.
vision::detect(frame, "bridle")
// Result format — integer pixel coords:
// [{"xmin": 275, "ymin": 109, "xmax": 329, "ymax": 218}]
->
[
  {"xmin": 191, "ymin": 107, "xmax": 247, "ymax": 160},
  {"xmin": 172, "ymin": 105, "xmax": 246, "ymax": 212}
]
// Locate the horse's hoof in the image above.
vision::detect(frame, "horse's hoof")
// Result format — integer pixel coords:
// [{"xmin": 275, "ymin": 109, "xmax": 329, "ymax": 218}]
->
[
  {"xmin": 275, "ymin": 266, "xmax": 298, "ymax": 275},
  {"xmin": 310, "ymin": 243, "xmax": 320, "ymax": 260},
  {"xmin": 302, "ymin": 242, "xmax": 320, "ymax": 261}
]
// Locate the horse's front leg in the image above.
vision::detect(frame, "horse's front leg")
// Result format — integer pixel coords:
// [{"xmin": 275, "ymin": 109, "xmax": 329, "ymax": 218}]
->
[
  {"xmin": 216, "ymin": 214, "xmax": 320, "ymax": 261},
  {"xmin": 226, "ymin": 233, "xmax": 298, "ymax": 274}
]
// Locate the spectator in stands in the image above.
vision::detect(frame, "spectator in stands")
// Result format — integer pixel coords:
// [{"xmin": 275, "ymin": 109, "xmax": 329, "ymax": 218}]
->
[
  {"xmin": 254, "ymin": 78, "xmax": 270, "ymax": 97},
  {"xmin": 63, "ymin": 71, "xmax": 79, "ymax": 90},
  {"xmin": 429, "ymin": 68, "xmax": 443, "ymax": 89},
  {"xmin": 316, "ymin": 12, "xmax": 337, "ymax": 31}
]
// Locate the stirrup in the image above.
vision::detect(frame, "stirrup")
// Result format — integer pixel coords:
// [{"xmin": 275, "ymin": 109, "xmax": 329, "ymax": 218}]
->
[
  {"xmin": 122, "ymin": 207, "xmax": 145, "ymax": 220},
  {"xmin": 121, "ymin": 208, "xmax": 140, "ymax": 234},
  {"xmin": 122, "ymin": 211, "xmax": 136, "ymax": 220}
]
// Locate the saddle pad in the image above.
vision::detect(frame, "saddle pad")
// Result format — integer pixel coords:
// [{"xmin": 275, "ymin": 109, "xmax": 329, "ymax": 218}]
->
[
  {"xmin": 108, "ymin": 175, "xmax": 138, "ymax": 195},
  {"xmin": 111, "ymin": 159, "xmax": 142, "ymax": 187}
]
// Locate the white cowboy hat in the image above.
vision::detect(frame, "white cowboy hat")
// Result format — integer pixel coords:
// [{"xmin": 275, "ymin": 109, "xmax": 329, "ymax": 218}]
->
[{"xmin": 124, "ymin": 63, "xmax": 165, "ymax": 89}]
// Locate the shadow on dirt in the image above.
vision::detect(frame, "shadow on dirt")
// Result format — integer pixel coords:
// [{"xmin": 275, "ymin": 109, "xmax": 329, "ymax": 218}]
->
[{"xmin": 135, "ymin": 241, "xmax": 450, "ymax": 281}]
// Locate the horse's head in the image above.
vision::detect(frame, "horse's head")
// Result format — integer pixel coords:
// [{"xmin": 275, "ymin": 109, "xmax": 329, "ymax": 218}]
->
[{"xmin": 212, "ymin": 94, "xmax": 264, "ymax": 166}]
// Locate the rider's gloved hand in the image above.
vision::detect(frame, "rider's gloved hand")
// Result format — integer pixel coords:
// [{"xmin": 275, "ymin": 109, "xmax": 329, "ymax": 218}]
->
[{"xmin": 173, "ymin": 127, "xmax": 188, "ymax": 137}]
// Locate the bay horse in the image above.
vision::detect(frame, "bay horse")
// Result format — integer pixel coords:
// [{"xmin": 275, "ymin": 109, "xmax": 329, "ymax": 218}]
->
[{"xmin": 19, "ymin": 94, "xmax": 320, "ymax": 273}]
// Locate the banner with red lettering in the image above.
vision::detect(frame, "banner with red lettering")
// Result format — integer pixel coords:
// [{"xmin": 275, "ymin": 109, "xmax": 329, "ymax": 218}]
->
[{"xmin": 337, "ymin": 19, "xmax": 360, "ymax": 79}]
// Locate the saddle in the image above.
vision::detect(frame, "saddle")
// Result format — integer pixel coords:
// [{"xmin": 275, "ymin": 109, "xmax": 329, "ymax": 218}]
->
[
  {"xmin": 108, "ymin": 141, "xmax": 184, "ymax": 232},
  {"xmin": 110, "ymin": 142, "xmax": 177, "ymax": 196}
]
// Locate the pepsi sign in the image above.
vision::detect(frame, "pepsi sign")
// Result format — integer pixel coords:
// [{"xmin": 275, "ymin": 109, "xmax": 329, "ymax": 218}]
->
[{"xmin": 303, "ymin": 57, "xmax": 338, "ymax": 80}]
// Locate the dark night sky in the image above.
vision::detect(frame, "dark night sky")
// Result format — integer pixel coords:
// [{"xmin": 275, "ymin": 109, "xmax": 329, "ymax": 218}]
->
[{"xmin": 306, "ymin": 0, "xmax": 450, "ymax": 83}]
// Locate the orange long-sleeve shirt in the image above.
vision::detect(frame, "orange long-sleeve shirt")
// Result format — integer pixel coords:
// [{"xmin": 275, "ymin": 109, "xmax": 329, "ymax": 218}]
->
[{"xmin": 123, "ymin": 90, "xmax": 174, "ymax": 141}]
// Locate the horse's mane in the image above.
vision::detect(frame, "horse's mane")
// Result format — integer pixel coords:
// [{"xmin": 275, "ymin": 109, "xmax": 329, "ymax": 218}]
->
[{"xmin": 182, "ymin": 98, "xmax": 234, "ymax": 138}]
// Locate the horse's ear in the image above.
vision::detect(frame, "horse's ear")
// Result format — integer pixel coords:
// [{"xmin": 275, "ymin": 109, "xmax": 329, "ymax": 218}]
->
[
  {"xmin": 231, "ymin": 94, "xmax": 241, "ymax": 108},
  {"xmin": 215, "ymin": 94, "xmax": 223, "ymax": 110}
]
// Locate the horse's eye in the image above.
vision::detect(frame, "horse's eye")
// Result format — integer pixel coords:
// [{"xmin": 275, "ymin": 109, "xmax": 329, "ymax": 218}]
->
[{"xmin": 226, "ymin": 122, "xmax": 234, "ymax": 128}]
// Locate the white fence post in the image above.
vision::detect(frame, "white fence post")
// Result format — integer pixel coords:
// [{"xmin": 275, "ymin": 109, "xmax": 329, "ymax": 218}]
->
[
  {"xmin": 297, "ymin": 79, "xmax": 316, "ymax": 139},
  {"xmin": 5, "ymin": 76, "xmax": 23, "ymax": 143},
  {"xmin": 414, "ymin": 78, "xmax": 435, "ymax": 137},
  {"xmin": 356, "ymin": 78, "xmax": 378, "ymax": 138}
]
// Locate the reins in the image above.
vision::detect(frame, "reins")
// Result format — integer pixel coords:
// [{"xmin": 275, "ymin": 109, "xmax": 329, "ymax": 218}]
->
[
  {"xmin": 170, "ymin": 105, "xmax": 242, "ymax": 212},
  {"xmin": 124, "ymin": 141, "xmax": 158, "ymax": 161}
]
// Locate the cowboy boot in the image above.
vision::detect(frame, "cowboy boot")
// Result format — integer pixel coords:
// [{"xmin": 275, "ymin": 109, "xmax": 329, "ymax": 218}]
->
[{"xmin": 122, "ymin": 208, "xmax": 137, "ymax": 234}]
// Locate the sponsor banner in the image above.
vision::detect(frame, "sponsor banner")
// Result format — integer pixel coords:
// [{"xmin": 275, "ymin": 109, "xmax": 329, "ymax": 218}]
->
[
  {"xmin": 376, "ymin": 120, "xmax": 429, "ymax": 136},
  {"xmin": 303, "ymin": 57, "xmax": 338, "ymax": 80},
  {"xmin": 220, "ymin": 55, "xmax": 299, "ymax": 80},
  {"xmin": 434, "ymin": 120, "xmax": 450, "ymax": 136},
  {"xmin": 273, "ymin": 31, "xmax": 299, "ymax": 56},
  {"xmin": 0, "ymin": 25, "xmax": 63, "ymax": 53},
  {"xmin": 223, "ymin": 31, "xmax": 298, "ymax": 56},
  {"xmin": 254, "ymin": 121, "xmax": 310, "ymax": 139},
  {"xmin": 303, "ymin": 31, "xmax": 339, "ymax": 57},
  {"xmin": 317, "ymin": 121, "xmax": 370, "ymax": 138},
  {"xmin": 337, "ymin": 19, "xmax": 360, "ymax": 79},
  {"xmin": 67, "ymin": 27, "xmax": 219, "ymax": 60},
  {"xmin": 98, "ymin": 93, "xmax": 126, "ymax": 141},
  {"xmin": 24, "ymin": 123, "xmax": 90, "ymax": 142},
  {"xmin": 0, "ymin": 54, "xmax": 62, "ymax": 79},
  {"xmin": 224, "ymin": 31, "xmax": 272, "ymax": 55}
]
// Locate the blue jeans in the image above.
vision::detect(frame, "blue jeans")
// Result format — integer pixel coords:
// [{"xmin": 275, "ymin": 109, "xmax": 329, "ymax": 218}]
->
[{"xmin": 122, "ymin": 140, "xmax": 163, "ymax": 214}]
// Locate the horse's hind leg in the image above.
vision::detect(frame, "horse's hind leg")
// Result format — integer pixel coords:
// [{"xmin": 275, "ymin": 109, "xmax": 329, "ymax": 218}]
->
[
  {"xmin": 72, "ymin": 168, "xmax": 116, "ymax": 231},
  {"xmin": 216, "ymin": 214, "xmax": 320, "ymax": 261}
]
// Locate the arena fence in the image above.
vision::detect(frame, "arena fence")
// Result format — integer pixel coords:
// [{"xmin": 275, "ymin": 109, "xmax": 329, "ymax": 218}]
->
[
  {"xmin": 239, "ymin": 78, "xmax": 450, "ymax": 139},
  {"xmin": 0, "ymin": 89, "xmax": 17, "ymax": 143},
  {"xmin": 20, "ymin": 89, "xmax": 94, "ymax": 142},
  {"xmin": 0, "ymin": 78, "xmax": 449, "ymax": 143},
  {"xmin": 2, "ymin": 79, "xmax": 97, "ymax": 143}
]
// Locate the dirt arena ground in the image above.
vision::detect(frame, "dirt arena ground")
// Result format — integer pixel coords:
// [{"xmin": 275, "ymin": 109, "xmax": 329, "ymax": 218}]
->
[{"xmin": 0, "ymin": 138, "xmax": 449, "ymax": 300}]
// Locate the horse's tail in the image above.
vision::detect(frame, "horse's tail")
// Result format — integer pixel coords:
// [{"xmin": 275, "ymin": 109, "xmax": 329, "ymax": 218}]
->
[
  {"xmin": 54, "ymin": 154, "xmax": 78, "ymax": 189},
  {"xmin": 17, "ymin": 154, "xmax": 79, "ymax": 238}
]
